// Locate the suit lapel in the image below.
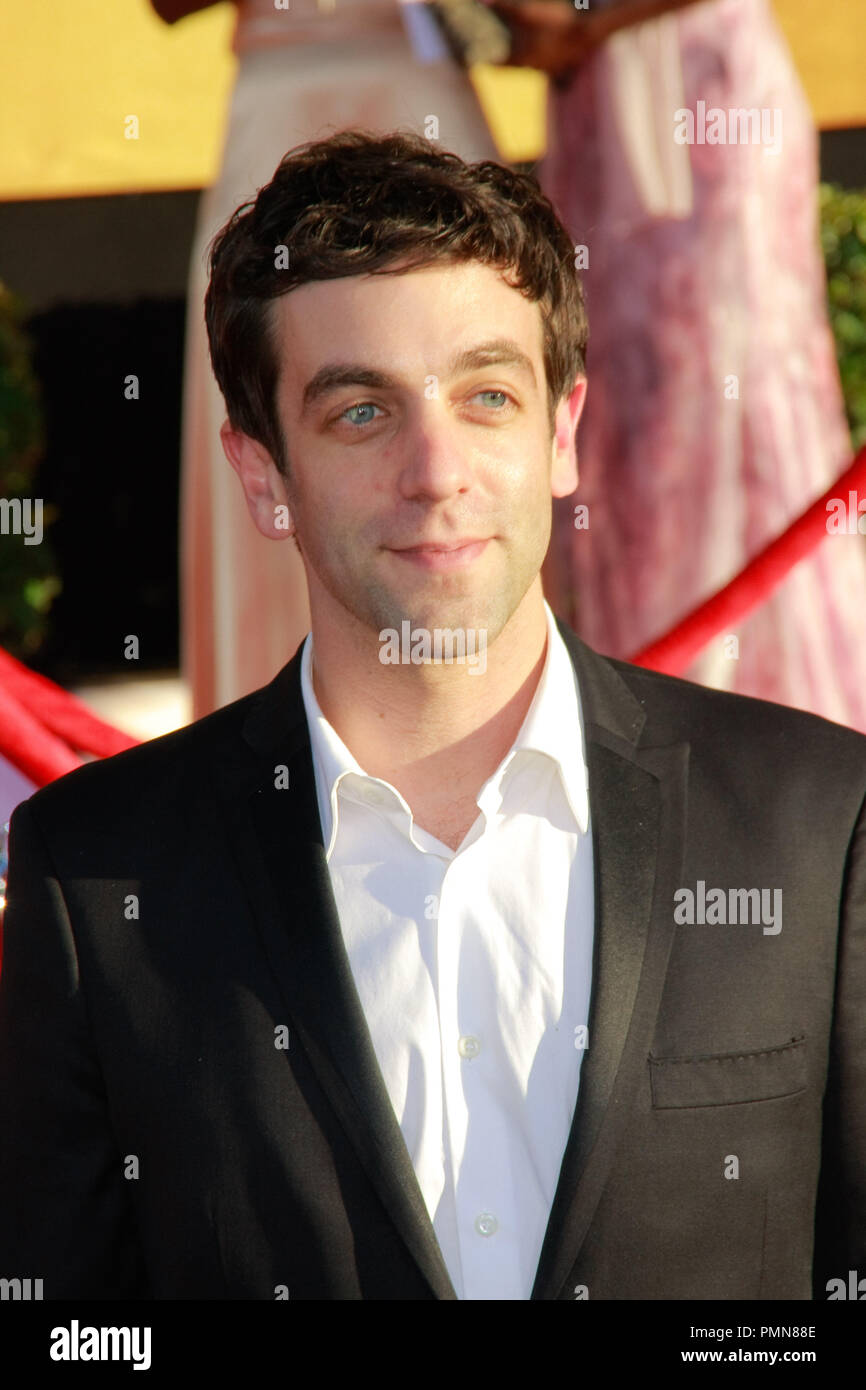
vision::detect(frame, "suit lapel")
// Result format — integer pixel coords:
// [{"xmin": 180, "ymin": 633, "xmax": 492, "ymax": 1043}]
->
[
  {"xmin": 213, "ymin": 650, "xmax": 457, "ymax": 1300},
  {"xmin": 215, "ymin": 624, "xmax": 688, "ymax": 1302},
  {"xmin": 530, "ymin": 625, "xmax": 689, "ymax": 1299}
]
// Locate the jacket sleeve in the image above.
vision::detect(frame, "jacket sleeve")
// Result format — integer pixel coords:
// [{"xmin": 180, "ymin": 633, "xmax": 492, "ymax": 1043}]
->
[
  {"xmin": 0, "ymin": 798, "xmax": 150, "ymax": 1298},
  {"xmin": 812, "ymin": 790, "xmax": 866, "ymax": 1297}
]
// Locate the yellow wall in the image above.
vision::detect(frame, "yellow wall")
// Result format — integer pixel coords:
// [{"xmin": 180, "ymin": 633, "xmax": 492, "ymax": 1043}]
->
[
  {"xmin": 0, "ymin": 1, "xmax": 237, "ymax": 200},
  {"xmin": 0, "ymin": 0, "xmax": 863, "ymax": 201}
]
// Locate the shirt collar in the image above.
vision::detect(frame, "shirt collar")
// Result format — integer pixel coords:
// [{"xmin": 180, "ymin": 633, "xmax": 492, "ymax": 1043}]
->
[
  {"xmin": 300, "ymin": 600, "xmax": 589, "ymax": 859},
  {"xmin": 492, "ymin": 600, "xmax": 589, "ymax": 833}
]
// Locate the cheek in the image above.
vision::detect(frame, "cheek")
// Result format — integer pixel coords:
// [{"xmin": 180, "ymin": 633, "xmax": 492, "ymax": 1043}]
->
[
  {"xmin": 488, "ymin": 446, "xmax": 541, "ymax": 496},
  {"xmin": 300, "ymin": 482, "xmax": 367, "ymax": 562},
  {"xmin": 516, "ymin": 453, "xmax": 555, "ymax": 503},
  {"xmin": 289, "ymin": 467, "xmax": 334, "ymax": 525}
]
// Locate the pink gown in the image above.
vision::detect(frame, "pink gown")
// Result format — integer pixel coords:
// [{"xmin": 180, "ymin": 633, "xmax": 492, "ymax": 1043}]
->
[
  {"xmin": 181, "ymin": 0, "xmax": 499, "ymax": 716},
  {"xmin": 540, "ymin": 0, "xmax": 866, "ymax": 730}
]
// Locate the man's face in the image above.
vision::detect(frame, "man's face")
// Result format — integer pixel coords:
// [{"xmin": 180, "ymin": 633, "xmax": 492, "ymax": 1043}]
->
[{"xmin": 228, "ymin": 259, "xmax": 584, "ymax": 651}]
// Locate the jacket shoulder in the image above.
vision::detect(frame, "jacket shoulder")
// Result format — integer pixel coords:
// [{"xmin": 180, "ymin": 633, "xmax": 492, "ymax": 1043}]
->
[
  {"xmin": 610, "ymin": 653, "xmax": 866, "ymax": 749},
  {"xmin": 600, "ymin": 652, "xmax": 866, "ymax": 821},
  {"xmin": 16, "ymin": 685, "xmax": 263, "ymax": 837}
]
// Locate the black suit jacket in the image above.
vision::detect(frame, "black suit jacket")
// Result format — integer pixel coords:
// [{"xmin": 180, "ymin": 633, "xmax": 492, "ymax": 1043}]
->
[{"xmin": 1, "ymin": 623, "xmax": 865, "ymax": 1299}]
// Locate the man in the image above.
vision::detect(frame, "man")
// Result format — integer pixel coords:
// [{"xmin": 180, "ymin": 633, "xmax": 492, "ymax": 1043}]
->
[{"xmin": 0, "ymin": 130, "xmax": 864, "ymax": 1301}]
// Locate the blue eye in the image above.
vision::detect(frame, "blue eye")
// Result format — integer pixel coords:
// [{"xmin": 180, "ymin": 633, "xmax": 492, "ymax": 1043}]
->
[
  {"xmin": 341, "ymin": 402, "xmax": 382, "ymax": 426},
  {"xmin": 337, "ymin": 391, "xmax": 513, "ymax": 428}
]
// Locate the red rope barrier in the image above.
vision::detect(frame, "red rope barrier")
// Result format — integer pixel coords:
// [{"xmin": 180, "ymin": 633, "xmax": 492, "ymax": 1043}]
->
[
  {"xmin": 629, "ymin": 444, "xmax": 866, "ymax": 675},
  {"xmin": 0, "ymin": 680, "xmax": 82, "ymax": 786},
  {"xmin": 0, "ymin": 648, "xmax": 138, "ymax": 759},
  {"xmin": 0, "ymin": 648, "xmax": 138, "ymax": 785}
]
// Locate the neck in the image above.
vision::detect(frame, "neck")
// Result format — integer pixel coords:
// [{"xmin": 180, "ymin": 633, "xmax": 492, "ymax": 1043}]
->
[{"xmin": 309, "ymin": 582, "xmax": 549, "ymax": 814}]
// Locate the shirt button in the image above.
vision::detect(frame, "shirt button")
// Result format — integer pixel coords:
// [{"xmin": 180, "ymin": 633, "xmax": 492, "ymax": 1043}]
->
[
  {"xmin": 458, "ymin": 1035, "xmax": 481, "ymax": 1059},
  {"xmin": 474, "ymin": 1212, "xmax": 498, "ymax": 1237}
]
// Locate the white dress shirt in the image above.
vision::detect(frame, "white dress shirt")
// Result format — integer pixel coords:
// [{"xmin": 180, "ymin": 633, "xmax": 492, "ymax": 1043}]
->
[{"xmin": 299, "ymin": 601, "xmax": 595, "ymax": 1299}]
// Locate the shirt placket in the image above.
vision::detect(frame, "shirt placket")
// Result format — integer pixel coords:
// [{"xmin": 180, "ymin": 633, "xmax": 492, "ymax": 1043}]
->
[{"xmin": 436, "ymin": 811, "xmax": 525, "ymax": 1298}]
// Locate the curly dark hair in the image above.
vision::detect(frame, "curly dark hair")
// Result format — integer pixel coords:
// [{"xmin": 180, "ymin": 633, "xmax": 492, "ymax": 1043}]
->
[{"xmin": 204, "ymin": 128, "xmax": 588, "ymax": 477}]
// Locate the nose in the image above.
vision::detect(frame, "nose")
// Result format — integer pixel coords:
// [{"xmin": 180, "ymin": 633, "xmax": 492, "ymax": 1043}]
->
[{"xmin": 395, "ymin": 401, "xmax": 475, "ymax": 503}]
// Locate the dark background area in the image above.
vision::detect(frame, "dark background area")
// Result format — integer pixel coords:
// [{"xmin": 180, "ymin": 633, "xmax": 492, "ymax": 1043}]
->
[
  {"xmin": 0, "ymin": 191, "xmax": 197, "ymax": 683},
  {"xmin": 0, "ymin": 128, "xmax": 863, "ymax": 683}
]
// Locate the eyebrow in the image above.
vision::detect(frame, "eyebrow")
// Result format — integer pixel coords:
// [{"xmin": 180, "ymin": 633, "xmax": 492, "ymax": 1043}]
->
[{"xmin": 299, "ymin": 338, "xmax": 538, "ymax": 416}]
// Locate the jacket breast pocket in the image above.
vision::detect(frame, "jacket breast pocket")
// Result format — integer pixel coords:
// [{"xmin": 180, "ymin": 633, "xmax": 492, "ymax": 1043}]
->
[{"xmin": 648, "ymin": 1036, "xmax": 807, "ymax": 1109}]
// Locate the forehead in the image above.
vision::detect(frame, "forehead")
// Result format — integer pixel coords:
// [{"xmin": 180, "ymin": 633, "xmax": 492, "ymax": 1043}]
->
[{"xmin": 269, "ymin": 259, "xmax": 545, "ymax": 393}]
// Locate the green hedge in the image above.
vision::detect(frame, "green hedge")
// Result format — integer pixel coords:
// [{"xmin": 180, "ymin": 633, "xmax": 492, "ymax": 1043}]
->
[
  {"xmin": 0, "ymin": 282, "xmax": 60, "ymax": 660},
  {"xmin": 820, "ymin": 182, "xmax": 866, "ymax": 454}
]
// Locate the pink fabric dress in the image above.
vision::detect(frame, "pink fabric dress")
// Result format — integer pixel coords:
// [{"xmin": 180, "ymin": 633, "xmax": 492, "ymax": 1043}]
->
[
  {"xmin": 181, "ymin": 0, "xmax": 499, "ymax": 716},
  {"xmin": 540, "ymin": 0, "xmax": 866, "ymax": 730}
]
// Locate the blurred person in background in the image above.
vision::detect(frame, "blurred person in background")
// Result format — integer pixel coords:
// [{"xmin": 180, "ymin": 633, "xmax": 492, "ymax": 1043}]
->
[
  {"xmin": 492, "ymin": 0, "xmax": 866, "ymax": 730},
  {"xmin": 151, "ymin": 0, "xmax": 499, "ymax": 717}
]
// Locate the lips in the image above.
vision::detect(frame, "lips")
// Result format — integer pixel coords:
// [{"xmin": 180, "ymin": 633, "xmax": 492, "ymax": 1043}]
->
[
  {"xmin": 390, "ymin": 539, "xmax": 487, "ymax": 552},
  {"xmin": 387, "ymin": 537, "xmax": 491, "ymax": 571}
]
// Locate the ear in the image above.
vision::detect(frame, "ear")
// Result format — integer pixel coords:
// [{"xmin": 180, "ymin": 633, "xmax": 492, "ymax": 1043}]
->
[
  {"xmin": 550, "ymin": 375, "xmax": 587, "ymax": 499},
  {"xmin": 219, "ymin": 420, "xmax": 294, "ymax": 540}
]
